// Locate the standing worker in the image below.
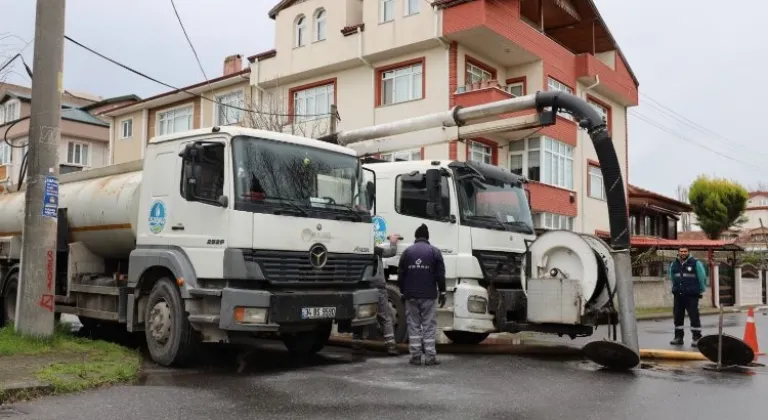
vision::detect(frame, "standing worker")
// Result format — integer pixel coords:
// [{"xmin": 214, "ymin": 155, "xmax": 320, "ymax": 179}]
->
[
  {"xmin": 398, "ymin": 224, "xmax": 446, "ymax": 366},
  {"xmin": 669, "ymin": 246, "xmax": 708, "ymax": 347},
  {"xmin": 352, "ymin": 233, "xmax": 402, "ymax": 356}
]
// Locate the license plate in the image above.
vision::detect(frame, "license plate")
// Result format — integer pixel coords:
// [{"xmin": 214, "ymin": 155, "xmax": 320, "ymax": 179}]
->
[{"xmin": 301, "ymin": 307, "xmax": 336, "ymax": 320}]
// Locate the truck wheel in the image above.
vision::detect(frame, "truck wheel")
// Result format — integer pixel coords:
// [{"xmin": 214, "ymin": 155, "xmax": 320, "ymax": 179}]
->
[
  {"xmin": 444, "ymin": 331, "xmax": 490, "ymax": 345},
  {"xmin": 281, "ymin": 323, "xmax": 332, "ymax": 355},
  {"xmin": 144, "ymin": 278, "xmax": 200, "ymax": 366},
  {"xmin": 1, "ymin": 273, "xmax": 18, "ymax": 327},
  {"xmin": 385, "ymin": 284, "xmax": 407, "ymax": 344}
]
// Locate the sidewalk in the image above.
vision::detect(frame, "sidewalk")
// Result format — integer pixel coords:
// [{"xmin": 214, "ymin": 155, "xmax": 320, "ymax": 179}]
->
[{"xmin": 0, "ymin": 325, "xmax": 141, "ymax": 404}]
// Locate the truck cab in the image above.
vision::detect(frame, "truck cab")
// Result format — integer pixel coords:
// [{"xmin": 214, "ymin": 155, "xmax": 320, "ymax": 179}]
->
[{"xmin": 362, "ymin": 158, "xmax": 536, "ymax": 345}]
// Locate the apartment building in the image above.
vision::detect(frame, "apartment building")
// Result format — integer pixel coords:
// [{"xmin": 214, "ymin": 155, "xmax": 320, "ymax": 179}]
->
[
  {"xmin": 249, "ymin": 0, "xmax": 639, "ymax": 234},
  {"xmin": 0, "ymin": 82, "xmax": 139, "ymax": 192},
  {"xmin": 103, "ymin": 56, "xmax": 255, "ymax": 165}
]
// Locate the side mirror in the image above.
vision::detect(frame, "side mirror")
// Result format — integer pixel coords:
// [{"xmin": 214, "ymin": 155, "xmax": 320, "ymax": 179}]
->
[
  {"xmin": 179, "ymin": 143, "xmax": 201, "ymax": 162},
  {"xmin": 183, "ymin": 161, "xmax": 198, "ymax": 201},
  {"xmin": 425, "ymin": 169, "xmax": 444, "ymax": 218},
  {"xmin": 366, "ymin": 181, "xmax": 376, "ymax": 208}
]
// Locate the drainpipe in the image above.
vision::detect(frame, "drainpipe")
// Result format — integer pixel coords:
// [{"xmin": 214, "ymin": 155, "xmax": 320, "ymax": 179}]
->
[
  {"xmin": 433, "ymin": 7, "xmax": 449, "ymax": 48},
  {"xmin": 580, "ymin": 75, "xmax": 600, "ymax": 233},
  {"xmin": 357, "ymin": 26, "xmax": 374, "ymax": 128}
]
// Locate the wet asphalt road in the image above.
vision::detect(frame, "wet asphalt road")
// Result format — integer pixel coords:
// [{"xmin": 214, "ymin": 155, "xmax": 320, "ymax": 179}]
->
[{"xmin": 2, "ymin": 313, "xmax": 767, "ymax": 420}]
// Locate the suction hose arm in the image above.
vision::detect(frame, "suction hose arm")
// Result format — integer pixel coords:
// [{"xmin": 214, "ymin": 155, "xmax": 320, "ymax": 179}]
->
[{"xmin": 534, "ymin": 91, "xmax": 628, "ymax": 250}]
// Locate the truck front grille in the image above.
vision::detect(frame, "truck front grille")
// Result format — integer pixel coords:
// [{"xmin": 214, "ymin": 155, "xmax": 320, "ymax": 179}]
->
[
  {"xmin": 473, "ymin": 250, "xmax": 524, "ymax": 288},
  {"xmin": 244, "ymin": 250, "xmax": 373, "ymax": 283}
]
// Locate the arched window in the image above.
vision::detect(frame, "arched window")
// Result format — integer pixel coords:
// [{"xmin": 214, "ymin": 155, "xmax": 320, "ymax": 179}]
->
[
  {"xmin": 295, "ymin": 15, "xmax": 307, "ymax": 47},
  {"xmin": 315, "ymin": 9, "xmax": 326, "ymax": 41}
]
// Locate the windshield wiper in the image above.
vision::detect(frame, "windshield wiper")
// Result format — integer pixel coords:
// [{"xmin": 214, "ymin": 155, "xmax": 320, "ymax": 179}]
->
[
  {"xmin": 504, "ymin": 220, "xmax": 535, "ymax": 234},
  {"xmin": 467, "ymin": 215, "xmax": 507, "ymax": 231},
  {"xmin": 262, "ymin": 196, "xmax": 309, "ymax": 217},
  {"xmin": 319, "ymin": 202, "xmax": 364, "ymax": 221}
]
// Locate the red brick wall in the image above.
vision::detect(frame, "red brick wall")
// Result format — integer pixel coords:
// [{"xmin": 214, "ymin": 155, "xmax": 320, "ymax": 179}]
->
[{"xmin": 527, "ymin": 182, "xmax": 577, "ymax": 216}]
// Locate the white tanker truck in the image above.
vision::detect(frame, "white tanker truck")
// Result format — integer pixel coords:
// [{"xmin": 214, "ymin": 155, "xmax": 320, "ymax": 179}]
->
[{"xmin": 0, "ymin": 126, "xmax": 381, "ymax": 366}]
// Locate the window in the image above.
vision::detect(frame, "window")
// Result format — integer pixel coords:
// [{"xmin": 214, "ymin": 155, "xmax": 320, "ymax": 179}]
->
[
  {"xmin": 295, "ymin": 15, "xmax": 307, "ymax": 47},
  {"xmin": 157, "ymin": 106, "xmax": 193, "ymax": 136},
  {"xmin": 380, "ymin": 62, "xmax": 423, "ymax": 105},
  {"xmin": 381, "ymin": 149, "xmax": 421, "ymax": 161},
  {"xmin": 293, "ymin": 83, "xmax": 334, "ymax": 123},
  {"xmin": 468, "ymin": 140, "xmax": 492, "ymax": 164},
  {"xmin": 466, "ymin": 62, "xmax": 493, "ymax": 85},
  {"xmin": 547, "ymin": 77, "xmax": 574, "ymax": 121},
  {"xmin": 66, "ymin": 142, "xmax": 89, "ymax": 166},
  {"xmin": 588, "ymin": 165, "xmax": 605, "ymax": 200},
  {"xmin": 0, "ymin": 142, "xmax": 10, "ymax": 165},
  {"xmin": 535, "ymin": 212, "xmax": 573, "ymax": 231},
  {"xmin": 589, "ymin": 100, "xmax": 609, "ymax": 126},
  {"xmin": 216, "ymin": 91, "xmax": 244, "ymax": 125},
  {"xmin": 0, "ymin": 106, "xmax": 4, "ymax": 125},
  {"xmin": 405, "ymin": 0, "xmax": 420, "ymax": 15},
  {"xmin": 508, "ymin": 136, "xmax": 573, "ymax": 189},
  {"xmin": 395, "ymin": 171, "xmax": 451, "ymax": 220},
  {"xmin": 315, "ymin": 9, "xmax": 326, "ymax": 41},
  {"xmin": 505, "ymin": 82, "xmax": 524, "ymax": 97},
  {"xmin": 120, "ymin": 119, "xmax": 133, "ymax": 139},
  {"xmin": 381, "ymin": 0, "xmax": 394, "ymax": 22},
  {"xmin": 180, "ymin": 143, "xmax": 225, "ymax": 203},
  {"xmin": 1, "ymin": 100, "xmax": 20, "ymax": 124}
]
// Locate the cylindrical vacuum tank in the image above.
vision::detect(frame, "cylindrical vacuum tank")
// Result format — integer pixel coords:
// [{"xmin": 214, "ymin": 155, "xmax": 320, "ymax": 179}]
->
[{"xmin": 0, "ymin": 170, "xmax": 143, "ymax": 259}]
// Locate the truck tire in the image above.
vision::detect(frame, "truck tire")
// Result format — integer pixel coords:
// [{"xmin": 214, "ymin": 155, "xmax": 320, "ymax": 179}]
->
[
  {"xmin": 1, "ymin": 273, "xmax": 18, "ymax": 327},
  {"xmin": 281, "ymin": 322, "xmax": 332, "ymax": 355},
  {"xmin": 444, "ymin": 330, "xmax": 490, "ymax": 345},
  {"xmin": 144, "ymin": 278, "xmax": 200, "ymax": 366},
  {"xmin": 385, "ymin": 284, "xmax": 407, "ymax": 344}
]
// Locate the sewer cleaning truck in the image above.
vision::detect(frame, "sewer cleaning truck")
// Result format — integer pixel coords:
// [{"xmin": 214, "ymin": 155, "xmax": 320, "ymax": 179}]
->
[
  {"xmin": 0, "ymin": 126, "xmax": 380, "ymax": 366},
  {"xmin": 318, "ymin": 91, "xmax": 637, "ymax": 361}
]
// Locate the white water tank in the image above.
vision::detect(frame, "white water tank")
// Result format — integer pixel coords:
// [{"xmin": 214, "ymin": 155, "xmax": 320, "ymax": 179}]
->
[{"xmin": 0, "ymin": 161, "xmax": 143, "ymax": 259}]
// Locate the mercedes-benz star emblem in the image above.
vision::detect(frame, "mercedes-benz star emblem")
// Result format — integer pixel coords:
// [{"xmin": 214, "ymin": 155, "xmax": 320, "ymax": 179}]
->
[
  {"xmin": 309, "ymin": 244, "xmax": 328, "ymax": 268},
  {"xmin": 316, "ymin": 224, "xmax": 323, "ymax": 231}
]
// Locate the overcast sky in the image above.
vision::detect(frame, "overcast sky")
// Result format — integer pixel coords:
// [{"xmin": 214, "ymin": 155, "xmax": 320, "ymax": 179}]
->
[{"xmin": 1, "ymin": 0, "xmax": 765, "ymax": 199}]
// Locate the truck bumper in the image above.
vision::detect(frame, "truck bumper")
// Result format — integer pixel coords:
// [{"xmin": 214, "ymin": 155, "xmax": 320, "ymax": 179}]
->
[
  {"xmin": 448, "ymin": 280, "xmax": 496, "ymax": 334},
  {"xmin": 217, "ymin": 287, "xmax": 379, "ymax": 332}
]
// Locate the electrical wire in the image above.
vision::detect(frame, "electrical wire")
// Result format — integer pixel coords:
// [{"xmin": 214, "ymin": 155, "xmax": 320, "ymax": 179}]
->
[
  {"xmin": 169, "ymin": 0, "xmax": 212, "ymax": 93},
  {"xmin": 629, "ymin": 111, "xmax": 762, "ymax": 170},
  {"xmin": 64, "ymin": 35, "xmax": 330, "ymax": 118}
]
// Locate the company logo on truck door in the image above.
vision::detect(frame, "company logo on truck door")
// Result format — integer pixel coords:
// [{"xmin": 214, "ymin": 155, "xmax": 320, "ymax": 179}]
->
[
  {"xmin": 148, "ymin": 200, "xmax": 167, "ymax": 234},
  {"xmin": 372, "ymin": 216, "xmax": 387, "ymax": 245}
]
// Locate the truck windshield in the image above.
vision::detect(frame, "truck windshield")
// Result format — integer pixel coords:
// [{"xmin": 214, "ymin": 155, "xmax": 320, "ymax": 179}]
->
[
  {"xmin": 456, "ymin": 176, "xmax": 534, "ymax": 234},
  {"xmin": 231, "ymin": 135, "xmax": 369, "ymax": 222}
]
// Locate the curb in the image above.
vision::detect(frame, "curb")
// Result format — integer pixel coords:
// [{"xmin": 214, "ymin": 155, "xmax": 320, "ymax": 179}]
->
[
  {"xmin": 327, "ymin": 337, "xmax": 708, "ymax": 362},
  {"xmin": 636, "ymin": 307, "xmax": 746, "ymax": 321},
  {"xmin": 0, "ymin": 381, "xmax": 54, "ymax": 405}
]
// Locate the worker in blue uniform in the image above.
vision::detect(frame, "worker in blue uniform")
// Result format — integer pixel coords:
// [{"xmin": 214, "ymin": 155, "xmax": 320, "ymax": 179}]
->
[{"xmin": 668, "ymin": 246, "xmax": 708, "ymax": 347}]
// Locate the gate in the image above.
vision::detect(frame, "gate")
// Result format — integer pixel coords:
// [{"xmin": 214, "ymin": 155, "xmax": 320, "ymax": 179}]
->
[
  {"xmin": 718, "ymin": 263, "xmax": 735, "ymax": 307},
  {"xmin": 740, "ymin": 264, "xmax": 763, "ymax": 306}
]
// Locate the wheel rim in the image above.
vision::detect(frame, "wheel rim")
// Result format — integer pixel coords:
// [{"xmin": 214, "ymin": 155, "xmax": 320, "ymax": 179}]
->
[{"xmin": 148, "ymin": 299, "xmax": 172, "ymax": 345}]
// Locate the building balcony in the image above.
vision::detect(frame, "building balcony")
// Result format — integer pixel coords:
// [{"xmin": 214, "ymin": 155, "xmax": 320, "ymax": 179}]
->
[{"xmin": 440, "ymin": 0, "xmax": 638, "ymax": 106}]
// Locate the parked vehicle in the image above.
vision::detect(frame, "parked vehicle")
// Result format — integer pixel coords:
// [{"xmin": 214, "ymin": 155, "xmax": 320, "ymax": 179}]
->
[{"xmin": 0, "ymin": 126, "xmax": 380, "ymax": 366}]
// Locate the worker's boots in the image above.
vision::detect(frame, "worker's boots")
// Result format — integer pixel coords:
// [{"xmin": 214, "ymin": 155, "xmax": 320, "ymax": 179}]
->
[
  {"xmin": 669, "ymin": 332, "xmax": 684, "ymax": 346},
  {"xmin": 409, "ymin": 355, "xmax": 422, "ymax": 366},
  {"xmin": 385, "ymin": 341, "xmax": 399, "ymax": 356},
  {"xmin": 424, "ymin": 357, "xmax": 440, "ymax": 366},
  {"xmin": 691, "ymin": 332, "xmax": 703, "ymax": 348}
]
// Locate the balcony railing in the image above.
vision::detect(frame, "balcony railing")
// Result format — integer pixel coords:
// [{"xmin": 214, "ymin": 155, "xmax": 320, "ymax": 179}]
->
[{"xmin": 455, "ymin": 80, "xmax": 523, "ymax": 97}]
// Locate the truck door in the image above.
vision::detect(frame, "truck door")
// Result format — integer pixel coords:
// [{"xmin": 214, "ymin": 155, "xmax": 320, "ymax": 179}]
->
[
  {"xmin": 387, "ymin": 170, "xmax": 458, "ymax": 277},
  {"xmin": 167, "ymin": 138, "xmax": 230, "ymax": 279}
]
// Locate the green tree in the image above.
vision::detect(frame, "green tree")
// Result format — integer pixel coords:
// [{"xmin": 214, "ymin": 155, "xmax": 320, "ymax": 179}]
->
[{"xmin": 688, "ymin": 175, "xmax": 749, "ymax": 239}]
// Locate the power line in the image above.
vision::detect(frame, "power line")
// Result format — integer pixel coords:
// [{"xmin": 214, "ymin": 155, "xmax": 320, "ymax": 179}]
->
[
  {"xmin": 64, "ymin": 35, "xmax": 329, "ymax": 118},
  {"xmin": 629, "ymin": 111, "xmax": 762, "ymax": 170},
  {"xmin": 168, "ymin": 0, "xmax": 212, "ymax": 93}
]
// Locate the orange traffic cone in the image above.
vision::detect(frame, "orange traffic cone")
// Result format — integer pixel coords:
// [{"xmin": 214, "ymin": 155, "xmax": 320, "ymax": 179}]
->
[{"xmin": 743, "ymin": 307, "xmax": 764, "ymax": 360}]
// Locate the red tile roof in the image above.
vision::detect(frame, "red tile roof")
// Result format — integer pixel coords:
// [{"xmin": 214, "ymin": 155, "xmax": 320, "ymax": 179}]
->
[{"xmin": 631, "ymin": 235, "xmax": 740, "ymax": 250}]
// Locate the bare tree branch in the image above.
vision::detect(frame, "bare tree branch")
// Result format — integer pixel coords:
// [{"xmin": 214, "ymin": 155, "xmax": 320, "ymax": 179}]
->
[{"xmin": 241, "ymin": 78, "xmax": 331, "ymax": 138}]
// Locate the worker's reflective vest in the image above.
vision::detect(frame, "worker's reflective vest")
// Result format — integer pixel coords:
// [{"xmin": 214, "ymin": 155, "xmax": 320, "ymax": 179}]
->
[{"xmin": 670, "ymin": 257, "xmax": 701, "ymax": 296}]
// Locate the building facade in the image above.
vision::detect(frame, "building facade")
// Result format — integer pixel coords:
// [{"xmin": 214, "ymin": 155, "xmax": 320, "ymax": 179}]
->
[
  {"xmin": 252, "ymin": 0, "xmax": 639, "ymax": 234},
  {"xmin": 0, "ymin": 83, "xmax": 138, "ymax": 192}
]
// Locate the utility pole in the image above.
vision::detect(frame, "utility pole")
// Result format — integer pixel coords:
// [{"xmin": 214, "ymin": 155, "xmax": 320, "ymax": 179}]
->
[
  {"xmin": 330, "ymin": 104, "xmax": 338, "ymax": 134},
  {"xmin": 15, "ymin": 0, "xmax": 66, "ymax": 338}
]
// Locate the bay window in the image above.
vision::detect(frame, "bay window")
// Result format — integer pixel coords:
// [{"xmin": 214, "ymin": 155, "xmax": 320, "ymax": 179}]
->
[{"xmin": 508, "ymin": 136, "xmax": 572, "ymax": 189}]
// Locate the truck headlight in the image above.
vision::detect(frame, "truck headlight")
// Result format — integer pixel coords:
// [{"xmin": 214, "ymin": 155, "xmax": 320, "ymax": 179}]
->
[
  {"xmin": 356, "ymin": 303, "xmax": 378, "ymax": 319},
  {"xmin": 234, "ymin": 307, "xmax": 268, "ymax": 324},
  {"xmin": 467, "ymin": 295, "xmax": 487, "ymax": 314}
]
